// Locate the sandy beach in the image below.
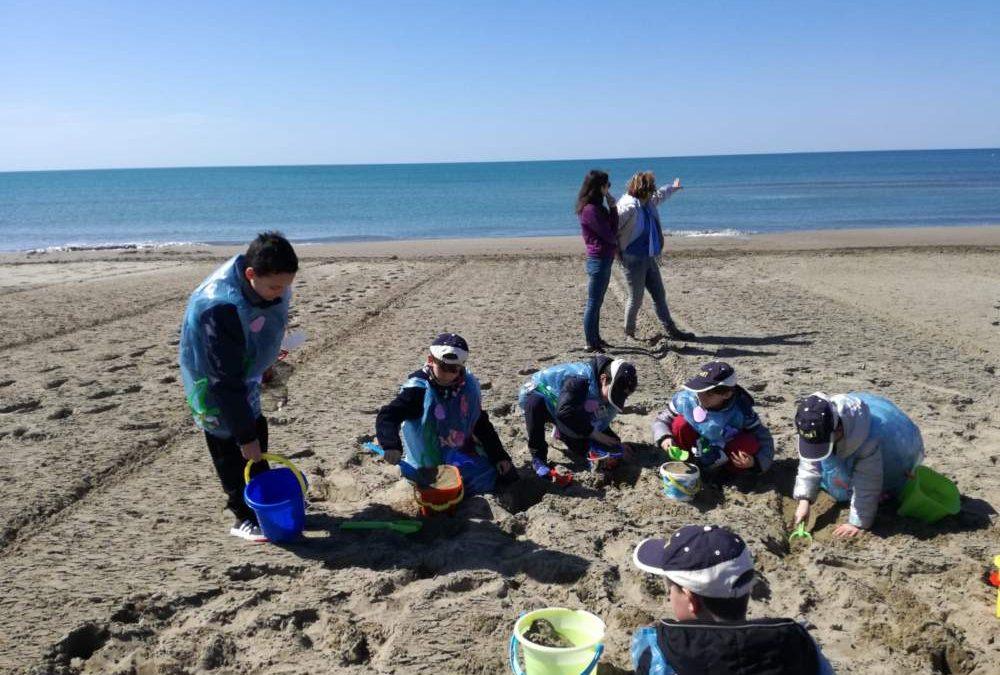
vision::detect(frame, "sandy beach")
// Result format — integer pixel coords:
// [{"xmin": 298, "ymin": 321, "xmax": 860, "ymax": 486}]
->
[{"xmin": 2, "ymin": 225, "xmax": 999, "ymax": 674}]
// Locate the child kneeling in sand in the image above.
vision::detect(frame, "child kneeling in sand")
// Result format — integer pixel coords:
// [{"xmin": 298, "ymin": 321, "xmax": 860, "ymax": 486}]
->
[
  {"xmin": 793, "ymin": 391, "xmax": 924, "ymax": 538},
  {"xmin": 651, "ymin": 361, "xmax": 774, "ymax": 474},
  {"xmin": 179, "ymin": 231, "xmax": 298, "ymax": 543},
  {"xmin": 631, "ymin": 524, "xmax": 835, "ymax": 674},
  {"xmin": 517, "ymin": 356, "xmax": 637, "ymax": 479},
  {"xmin": 375, "ymin": 333, "xmax": 517, "ymax": 493}
]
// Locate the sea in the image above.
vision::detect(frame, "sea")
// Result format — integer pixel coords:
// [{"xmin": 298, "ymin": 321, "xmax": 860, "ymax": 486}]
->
[{"xmin": 1, "ymin": 148, "xmax": 998, "ymax": 252}]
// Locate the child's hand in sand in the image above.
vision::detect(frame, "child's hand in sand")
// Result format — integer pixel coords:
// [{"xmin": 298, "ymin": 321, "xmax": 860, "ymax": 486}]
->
[
  {"xmin": 730, "ymin": 450, "xmax": 755, "ymax": 470},
  {"xmin": 240, "ymin": 439, "xmax": 262, "ymax": 463},
  {"xmin": 794, "ymin": 499, "xmax": 811, "ymax": 525},
  {"xmin": 382, "ymin": 449, "xmax": 402, "ymax": 465},
  {"xmin": 832, "ymin": 523, "xmax": 862, "ymax": 538}
]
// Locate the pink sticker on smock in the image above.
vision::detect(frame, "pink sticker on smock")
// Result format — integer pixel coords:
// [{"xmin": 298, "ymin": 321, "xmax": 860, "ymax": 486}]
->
[{"xmin": 249, "ymin": 316, "xmax": 266, "ymax": 333}]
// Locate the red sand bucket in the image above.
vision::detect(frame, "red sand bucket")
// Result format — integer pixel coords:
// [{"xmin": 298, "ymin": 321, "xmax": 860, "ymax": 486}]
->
[{"xmin": 414, "ymin": 465, "xmax": 464, "ymax": 516}]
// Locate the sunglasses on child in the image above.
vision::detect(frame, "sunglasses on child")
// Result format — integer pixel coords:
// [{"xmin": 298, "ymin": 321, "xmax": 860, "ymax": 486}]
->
[{"xmin": 432, "ymin": 357, "xmax": 463, "ymax": 373}]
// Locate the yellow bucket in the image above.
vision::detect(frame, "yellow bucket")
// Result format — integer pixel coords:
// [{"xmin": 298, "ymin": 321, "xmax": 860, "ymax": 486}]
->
[{"xmin": 509, "ymin": 608, "xmax": 604, "ymax": 674}]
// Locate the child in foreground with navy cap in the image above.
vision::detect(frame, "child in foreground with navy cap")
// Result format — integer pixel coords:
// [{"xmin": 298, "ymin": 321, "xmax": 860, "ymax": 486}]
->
[
  {"xmin": 375, "ymin": 333, "xmax": 517, "ymax": 494},
  {"xmin": 793, "ymin": 391, "xmax": 924, "ymax": 538},
  {"xmin": 651, "ymin": 361, "xmax": 774, "ymax": 474},
  {"xmin": 630, "ymin": 524, "xmax": 835, "ymax": 675}
]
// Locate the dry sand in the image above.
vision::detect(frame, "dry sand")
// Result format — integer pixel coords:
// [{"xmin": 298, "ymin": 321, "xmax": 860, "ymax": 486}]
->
[{"xmin": 1, "ymin": 226, "xmax": 999, "ymax": 674}]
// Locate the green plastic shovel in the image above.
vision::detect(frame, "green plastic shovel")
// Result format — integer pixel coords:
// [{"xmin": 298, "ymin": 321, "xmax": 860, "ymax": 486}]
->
[
  {"xmin": 340, "ymin": 520, "xmax": 423, "ymax": 535},
  {"xmin": 788, "ymin": 522, "xmax": 813, "ymax": 543}
]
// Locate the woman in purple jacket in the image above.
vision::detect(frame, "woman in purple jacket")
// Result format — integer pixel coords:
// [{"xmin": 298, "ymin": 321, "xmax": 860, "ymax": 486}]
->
[{"xmin": 576, "ymin": 169, "xmax": 619, "ymax": 352}]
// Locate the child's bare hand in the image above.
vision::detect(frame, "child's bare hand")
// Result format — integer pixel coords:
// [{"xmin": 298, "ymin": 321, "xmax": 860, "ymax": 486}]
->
[
  {"xmin": 794, "ymin": 499, "xmax": 811, "ymax": 525},
  {"xmin": 730, "ymin": 450, "xmax": 754, "ymax": 470},
  {"xmin": 240, "ymin": 439, "xmax": 262, "ymax": 463},
  {"xmin": 383, "ymin": 449, "xmax": 402, "ymax": 465},
  {"xmin": 833, "ymin": 523, "xmax": 862, "ymax": 538},
  {"xmin": 672, "ymin": 178, "xmax": 682, "ymax": 189},
  {"xmin": 659, "ymin": 438, "xmax": 674, "ymax": 451}
]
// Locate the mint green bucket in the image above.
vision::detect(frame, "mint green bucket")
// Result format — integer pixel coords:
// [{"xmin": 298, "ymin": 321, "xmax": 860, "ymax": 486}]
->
[{"xmin": 509, "ymin": 608, "xmax": 604, "ymax": 674}]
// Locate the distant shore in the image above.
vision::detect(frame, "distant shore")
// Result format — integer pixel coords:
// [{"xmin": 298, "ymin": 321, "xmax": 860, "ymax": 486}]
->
[{"xmin": 5, "ymin": 224, "xmax": 1000, "ymax": 264}]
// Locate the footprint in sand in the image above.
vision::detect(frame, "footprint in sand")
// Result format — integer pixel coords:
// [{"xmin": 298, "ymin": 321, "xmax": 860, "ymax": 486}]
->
[
  {"xmin": 0, "ymin": 379, "xmax": 15, "ymax": 388},
  {"xmin": 45, "ymin": 377, "xmax": 68, "ymax": 389},
  {"xmin": 128, "ymin": 347, "xmax": 152, "ymax": 358},
  {"xmin": 88, "ymin": 390, "xmax": 116, "ymax": 400},
  {"xmin": 159, "ymin": 375, "xmax": 177, "ymax": 384},
  {"xmin": 84, "ymin": 403, "xmax": 119, "ymax": 415},
  {"xmin": 122, "ymin": 384, "xmax": 142, "ymax": 394},
  {"xmin": 47, "ymin": 407, "xmax": 73, "ymax": 420},
  {"xmin": 0, "ymin": 399, "xmax": 41, "ymax": 413}
]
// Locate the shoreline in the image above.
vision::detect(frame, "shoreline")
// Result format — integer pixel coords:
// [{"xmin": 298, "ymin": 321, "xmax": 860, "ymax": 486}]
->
[{"xmin": 4, "ymin": 224, "xmax": 1000, "ymax": 263}]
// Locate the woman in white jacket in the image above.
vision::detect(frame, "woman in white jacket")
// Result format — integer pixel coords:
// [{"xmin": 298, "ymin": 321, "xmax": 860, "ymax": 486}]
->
[
  {"xmin": 615, "ymin": 171, "xmax": 694, "ymax": 341},
  {"xmin": 792, "ymin": 392, "xmax": 924, "ymax": 537}
]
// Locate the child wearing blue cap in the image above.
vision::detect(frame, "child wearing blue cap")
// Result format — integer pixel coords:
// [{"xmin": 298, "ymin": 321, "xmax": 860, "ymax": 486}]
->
[
  {"xmin": 630, "ymin": 524, "xmax": 835, "ymax": 674},
  {"xmin": 651, "ymin": 361, "xmax": 774, "ymax": 474},
  {"xmin": 793, "ymin": 391, "xmax": 924, "ymax": 538},
  {"xmin": 375, "ymin": 333, "xmax": 517, "ymax": 494}
]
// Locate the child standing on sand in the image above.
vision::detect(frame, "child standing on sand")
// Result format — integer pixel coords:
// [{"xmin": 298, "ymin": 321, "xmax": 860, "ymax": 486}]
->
[
  {"xmin": 179, "ymin": 232, "xmax": 298, "ymax": 543},
  {"xmin": 652, "ymin": 361, "xmax": 774, "ymax": 474},
  {"xmin": 375, "ymin": 333, "xmax": 517, "ymax": 493}
]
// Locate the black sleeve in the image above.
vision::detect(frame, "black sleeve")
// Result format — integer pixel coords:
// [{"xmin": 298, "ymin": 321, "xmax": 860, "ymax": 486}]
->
[
  {"xmin": 473, "ymin": 409, "xmax": 511, "ymax": 464},
  {"xmin": 202, "ymin": 304, "xmax": 258, "ymax": 444},
  {"xmin": 375, "ymin": 386, "xmax": 425, "ymax": 451},
  {"xmin": 554, "ymin": 376, "xmax": 594, "ymax": 438}
]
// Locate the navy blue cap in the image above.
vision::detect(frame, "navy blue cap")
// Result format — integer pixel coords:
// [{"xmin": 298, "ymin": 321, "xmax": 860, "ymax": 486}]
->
[
  {"xmin": 684, "ymin": 362, "xmax": 737, "ymax": 393},
  {"xmin": 633, "ymin": 524, "xmax": 755, "ymax": 598},
  {"xmin": 795, "ymin": 393, "xmax": 837, "ymax": 461}
]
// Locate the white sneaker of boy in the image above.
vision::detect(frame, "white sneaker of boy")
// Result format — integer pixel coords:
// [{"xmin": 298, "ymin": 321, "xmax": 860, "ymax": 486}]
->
[{"xmin": 229, "ymin": 519, "xmax": 268, "ymax": 543}]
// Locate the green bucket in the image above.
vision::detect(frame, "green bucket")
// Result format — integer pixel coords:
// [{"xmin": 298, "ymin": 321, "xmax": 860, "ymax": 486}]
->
[
  {"xmin": 896, "ymin": 466, "xmax": 960, "ymax": 523},
  {"xmin": 509, "ymin": 608, "xmax": 605, "ymax": 675}
]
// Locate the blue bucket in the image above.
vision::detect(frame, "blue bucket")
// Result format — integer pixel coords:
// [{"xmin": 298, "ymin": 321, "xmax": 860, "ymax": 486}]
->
[{"xmin": 243, "ymin": 454, "xmax": 307, "ymax": 542}]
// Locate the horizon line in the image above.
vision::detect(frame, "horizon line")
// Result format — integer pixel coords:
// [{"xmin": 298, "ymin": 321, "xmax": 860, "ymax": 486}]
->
[{"xmin": 2, "ymin": 145, "xmax": 997, "ymax": 175}]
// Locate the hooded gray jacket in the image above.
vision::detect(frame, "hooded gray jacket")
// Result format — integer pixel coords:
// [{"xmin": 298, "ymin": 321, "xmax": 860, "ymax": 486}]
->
[{"xmin": 793, "ymin": 394, "xmax": 884, "ymax": 528}]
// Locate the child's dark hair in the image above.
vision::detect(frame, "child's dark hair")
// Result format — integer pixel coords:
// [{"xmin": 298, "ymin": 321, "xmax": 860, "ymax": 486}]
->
[
  {"xmin": 668, "ymin": 570, "xmax": 754, "ymax": 621},
  {"xmin": 246, "ymin": 231, "xmax": 298, "ymax": 276}
]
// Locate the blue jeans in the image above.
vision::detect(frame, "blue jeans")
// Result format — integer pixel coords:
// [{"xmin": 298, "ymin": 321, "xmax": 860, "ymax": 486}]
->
[
  {"xmin": 583, "ymin": 255, "xmax": 615, "ymax": 346},
  {"xmin": 620, "ymin": 254, "xmax": 675, "ymax": 335}
]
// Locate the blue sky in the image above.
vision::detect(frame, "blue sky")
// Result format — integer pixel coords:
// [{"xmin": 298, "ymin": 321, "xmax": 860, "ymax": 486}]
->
[{"xmin": 2, "ymin": 1, "xmax": 998, "ymax": 171}]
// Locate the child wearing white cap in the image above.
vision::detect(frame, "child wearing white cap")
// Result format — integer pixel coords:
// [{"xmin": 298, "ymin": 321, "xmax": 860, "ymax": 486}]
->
[
  {"xmin": 631, "ymin": 524, "xmax": 835, "ymax": 674},
  {"xmin": 375, "ymin": 333, "xmax": 517, "ymax": 493},
  {"xmin": 517, "ymin": 355, "xmax": 637, "ymax": 480}
]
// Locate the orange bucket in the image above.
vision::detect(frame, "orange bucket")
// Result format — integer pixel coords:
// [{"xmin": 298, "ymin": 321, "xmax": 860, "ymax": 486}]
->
[{"xmin": 414, "ymin": 465, "xmax": 464, "ymax": 516}]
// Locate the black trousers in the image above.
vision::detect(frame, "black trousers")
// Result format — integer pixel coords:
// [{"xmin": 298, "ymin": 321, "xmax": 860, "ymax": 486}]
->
[
  {"xmin": 205, "ymin": 416, "xmax": 270, "ymax": 523},
  {"xmin": 523, "ymin": 392, "xmax": 589, "ymax": 462}
]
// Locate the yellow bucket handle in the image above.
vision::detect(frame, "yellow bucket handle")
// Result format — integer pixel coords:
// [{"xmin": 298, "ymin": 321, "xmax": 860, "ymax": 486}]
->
[
  {"xmin": 244, "ymin": 452, "xmax": 307, "ymax": 496},
  {"xmin": 665, "ymin": 471, "xmax": 700, "ymax": 497}
]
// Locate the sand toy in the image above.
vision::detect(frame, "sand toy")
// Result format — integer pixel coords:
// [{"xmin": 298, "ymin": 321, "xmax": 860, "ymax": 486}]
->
[
  {"xmin": 788, "ymin": 522, "xmax": 813, "ymax": 543},
  {"xmin": 340, "ymin": 520, "xmax": 422, "ymax": 535},
  {"xmin": 363, "ymin": 441, "xmax": 433, "ymax": 487},
  {"xmin": 659, "ymin": 462, "xmax": 700, "ymax": 502},
  {"xmin": 896, "ymin": 466, "xmax": 961, "ymax": 523},
  {"xmin": 509, "ymin": 607, "xmax": 605, "ymax": 674},
  {"xmin": 414, "ymin": 464, "xmax": 464, "ymax": 515},
  {"xmin": 243, "ymin": 453, "xmax": 307, "ymax": 542}
]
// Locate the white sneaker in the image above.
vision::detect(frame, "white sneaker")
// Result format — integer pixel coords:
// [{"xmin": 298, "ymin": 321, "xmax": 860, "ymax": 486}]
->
[{"xmin": 229, "ymin": 519, "xmax": 268, "ymax": 543}]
